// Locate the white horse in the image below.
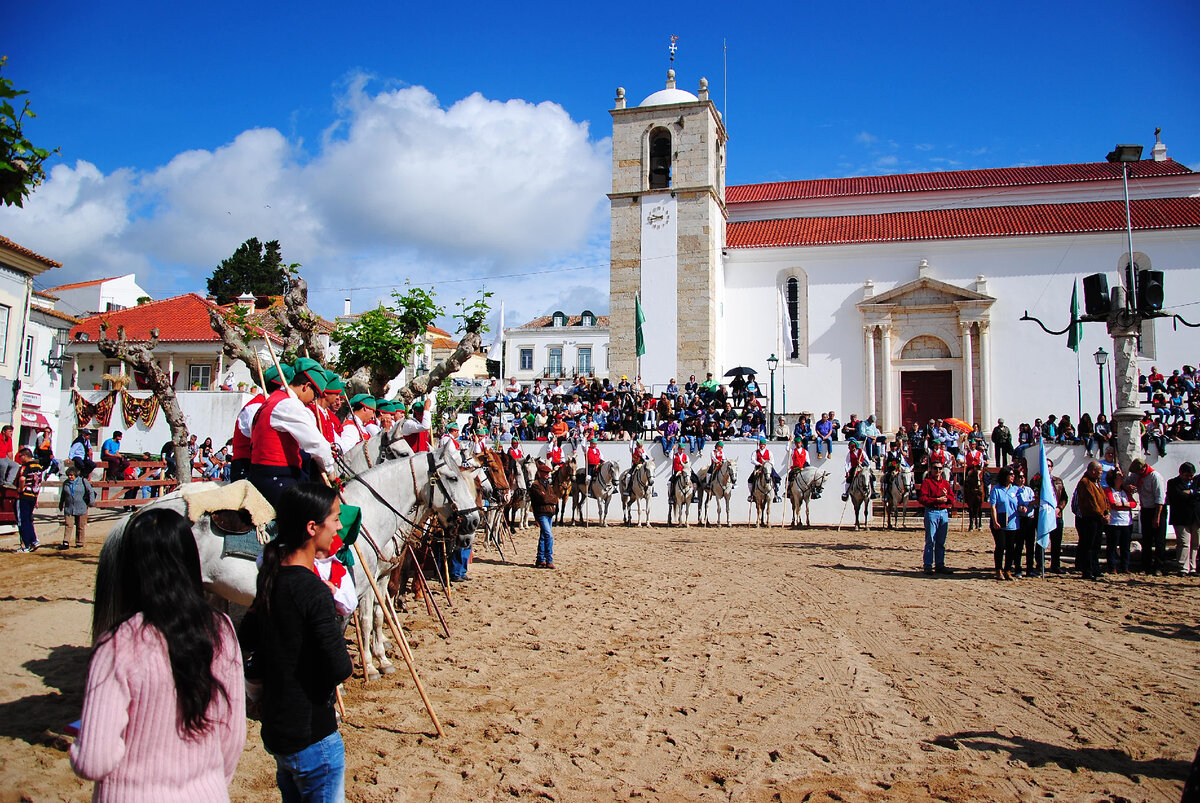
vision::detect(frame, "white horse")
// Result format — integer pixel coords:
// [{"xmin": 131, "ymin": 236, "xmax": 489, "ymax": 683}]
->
[
  {"xmin": 787, "ymin": 467, "xmax": 830, "ymax": 528},
  {"xmin": 748, "ymin": 465, "xmax": 772, "ymax": 527},
  {"xmin": 847, "ymin": 464, "xmax": 874, "ymax": 531},
  {"xmin": 503, "ymin": 454, "xmax": 537, "ymax": 530},
  {"xmin": 667, "ymin": 469, "xmax": 694, "ymax": 526},
  {"xmin": 338, "ymin": 420, "xmax": 413, "ymax": 476},
  {"xmin": 620, "ymin": 461, "xmax": 654, "ymax": 527},
  {"xmin": 572, "ymin": 460, "xmax": 620, "ymax": 526},
  {"xmin": 699, "ymin": 459, "xmax": 737, "ymax": 527}
]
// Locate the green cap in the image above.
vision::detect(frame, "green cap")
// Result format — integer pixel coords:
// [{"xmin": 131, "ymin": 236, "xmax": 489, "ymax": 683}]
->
[
  {"xmin": 758, "ymin": 438, "xmax": 767, "ymax": 445},
  {"xmin": 447, "ymin": 421, "xmax": 460, "ymax": 430},
  {"xmin": 848, "ymin": 438, "xmax": 859, "ymax": 446},
  {"xmin": 263, "ymin": 363, "xmax": 295, "ymax": 387},
  {"xmin": 392, "ymin": 401, "xmax": 407, "ymax": 412},
  {"xmin": 716, "ymin": 441, "xmax": 723, "ymax": 446},
  {"xmin": 291, "ymin": 358, "xmax": 328, "ymax": 392},
  {"xmin": 349, "ymin": 393, "xmax": 377, "ymax": 409},
  {"xmin": 323, "ymin": 371, "xmax": 345, "ymax": 394}
]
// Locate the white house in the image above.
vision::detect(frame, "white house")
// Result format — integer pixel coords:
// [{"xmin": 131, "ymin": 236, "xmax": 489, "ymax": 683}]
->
[
  {"xmin": 44, "ymin": 273, "xmax": 149, "ymax": 318},
  {"xmin": 20, "ymin": 291, "xmax": 79, "ymax": 451},
  {"xmin": 502, "ymin": 310, "xmax": 610, "ymax": 384},
  {"xmin": 0, "ymin": 236, "xmax": 61, "ymax": 446},
  {"xmin": 607, "ymin": 69, "xmax": 1200, "ymax": 430}
]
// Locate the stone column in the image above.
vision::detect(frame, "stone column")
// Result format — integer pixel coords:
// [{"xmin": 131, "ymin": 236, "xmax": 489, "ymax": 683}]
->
[
  {"xmin": 961, "ymin": 323, "xmax": 974, "ymax": 423},
  {"xmin": 977, "ymin": 322, "xmax": 992, "ymax": 430},
  {"xmin": 1108, "ymin": 317, "xmax": 1145, "ymax": 471},
  {"xmin": 880, "ymin": 325, "xmax": 893, "ymax": 432},
  {"xmin": 863, "ymin": 326, "xmax": 876, "ymax": 419}
]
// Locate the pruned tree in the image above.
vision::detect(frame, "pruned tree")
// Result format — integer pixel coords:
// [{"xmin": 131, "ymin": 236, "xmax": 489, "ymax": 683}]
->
[
  {"xmin": 207, "ymin": 237, "xmax": 288, "ymax": 305},
  {"xmin": 1, "ymin": 56, "xmax": 59, "ymax": 208},
  {"xmin": 97, "ymin": 323, "xmax": 192, "ymax": 485}
]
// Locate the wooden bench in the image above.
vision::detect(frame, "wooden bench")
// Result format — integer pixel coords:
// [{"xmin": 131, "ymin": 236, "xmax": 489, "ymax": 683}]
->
[{"xmin": 40, "ymin": 458, "xmax": 180, "ymax": 510}]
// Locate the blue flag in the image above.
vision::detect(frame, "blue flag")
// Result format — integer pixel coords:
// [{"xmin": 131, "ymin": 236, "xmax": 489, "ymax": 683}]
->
[{"xmin": 1036, "ymin": 437, "xmax": 1055, "ymax": 549}]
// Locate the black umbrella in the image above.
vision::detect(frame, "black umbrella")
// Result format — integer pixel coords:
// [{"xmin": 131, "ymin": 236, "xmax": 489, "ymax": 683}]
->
[{"xmin": 724, "ymin": 366, "xmax": 757, "ymax": 377}]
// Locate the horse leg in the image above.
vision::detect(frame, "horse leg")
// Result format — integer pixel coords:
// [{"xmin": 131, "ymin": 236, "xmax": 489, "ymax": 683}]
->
[{"xmin": 373, "ymin": 599, "xmax": 397, "ymax": 675}]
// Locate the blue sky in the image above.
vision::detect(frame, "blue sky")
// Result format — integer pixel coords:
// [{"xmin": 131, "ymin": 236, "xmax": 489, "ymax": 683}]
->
[{"xmin": 2, "ymin": 0, "xmax": 1198, "ymax": 331}]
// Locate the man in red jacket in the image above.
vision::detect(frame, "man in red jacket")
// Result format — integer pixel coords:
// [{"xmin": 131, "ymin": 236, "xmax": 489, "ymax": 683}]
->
[
  {"xmin": 918, "ymin": 465, "xmax": 954, "ymax": 575},
  {"xmin": 249, "ymin": 358, "xmax": 335, "ymax": 506}
]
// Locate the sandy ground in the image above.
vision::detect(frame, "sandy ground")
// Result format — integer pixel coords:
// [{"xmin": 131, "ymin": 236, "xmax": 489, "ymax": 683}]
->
[{"xmin": 1, "ymin": 510, "xmax": 1198, "ymax": 802}]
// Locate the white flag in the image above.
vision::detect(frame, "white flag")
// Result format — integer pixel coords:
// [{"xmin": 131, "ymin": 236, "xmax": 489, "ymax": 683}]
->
[{"xmin": 487, "ymin": 301, "xmax": 505, "ymax": 361}]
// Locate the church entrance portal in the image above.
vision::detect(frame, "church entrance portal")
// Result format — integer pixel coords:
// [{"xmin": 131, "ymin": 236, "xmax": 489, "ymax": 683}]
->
[{"xmin": 900, "ymin": 371, "xmax": 952, "ymax": 428}]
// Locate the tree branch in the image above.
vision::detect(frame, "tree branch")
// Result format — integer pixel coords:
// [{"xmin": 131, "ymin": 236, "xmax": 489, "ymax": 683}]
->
[
  {"xmin": 397, "ymin": 331, "xmax": 482, "ymax": 403},
  {"xmin": 97, "ymin": 322, "xmax": 192, "ymax": 485},
  {"xmin": 208, "ymin": 307, "xmax": 260, "ymax": 376}
]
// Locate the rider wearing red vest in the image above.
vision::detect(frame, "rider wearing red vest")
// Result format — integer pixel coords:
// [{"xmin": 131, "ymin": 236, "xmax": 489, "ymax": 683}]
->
[
  {"xmin": 790, "ymin": 438, "xmax": 809, "ymax": 471},
  {"xmin": 750, "ymin": 438, "xmax": 782, "ymax": 502},
  {"xmin": 962, "ymin": 441, "xmax": 987, "ymax": 468},
  {"xmin": 400, "ymin": 399, "xmax": 432, "ymax": 452},
  {"xmin": 249, "ymin": 358, "xmax": 335, "ymax": 506},
  {"xmin": 440, "ymin": 420, "xmax": 462, "ymax": 452},
  {"xmin": 585, "ymin": 439, "xmax": 603, "ymax": 478},
  {"xmin": 508, "ymin": 443, "xmax": 523, "ymax": 461},
  {"xmin": 336, "ymin": 394, "xmax": 378, "ymax": 452},
  {"xmin": 231, "ymin": 364, "xmax": 292, "ymax": 482},
  {"xmin": 842, "ymin": 439, "xmax": 876, "ymax": 501},
  {"xmin": 710, "ymin": 441, "xmax": 725, "ymax": 467},
  {"xmin": 545, "ymin": 439, "xmax": 564, "ymax": 466}
]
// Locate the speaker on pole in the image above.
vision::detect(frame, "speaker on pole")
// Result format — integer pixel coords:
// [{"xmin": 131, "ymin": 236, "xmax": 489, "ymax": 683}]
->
[
  {"xmin": 1083, "ymin": 273, "xmax": 1112, "ymax": 316},
  {"xmin": 1137, "ymin": 269, "xmax": 1164, "ymax": 313}
]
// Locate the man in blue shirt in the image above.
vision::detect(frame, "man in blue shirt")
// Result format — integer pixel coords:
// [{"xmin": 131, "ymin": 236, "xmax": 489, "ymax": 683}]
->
[{"xmin": 100, "ymin": 430, "xmax": 128, "ymax": 481}]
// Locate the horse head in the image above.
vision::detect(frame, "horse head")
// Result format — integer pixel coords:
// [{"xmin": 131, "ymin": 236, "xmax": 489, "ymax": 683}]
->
[{"xmin": 429, "ymin": 443, "xmax": 483, "ymax": 548}]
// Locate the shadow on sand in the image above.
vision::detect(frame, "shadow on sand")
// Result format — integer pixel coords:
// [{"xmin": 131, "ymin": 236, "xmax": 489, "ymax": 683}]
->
[{"xmin": 0, "ymin": 644, "xmax": 91, "ymax": 745}]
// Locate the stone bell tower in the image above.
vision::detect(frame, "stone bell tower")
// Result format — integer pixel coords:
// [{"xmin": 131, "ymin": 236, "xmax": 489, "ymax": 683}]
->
[{"xmin": 608, "ymin": 69, "xmax": 727, "ymax": 387}]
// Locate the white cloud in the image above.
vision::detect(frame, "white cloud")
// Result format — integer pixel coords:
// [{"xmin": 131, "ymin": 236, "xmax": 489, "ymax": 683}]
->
[
  {"xmin": 914, "ymin": 143, "xmax": 934, "ymax": 151},
  {"xmin": 0, "ymin": 78, "xmax": 611, "ymax": 321},
  {"xmin": 855, "ymin": 131, "xmax": 877, "ymax": 146}
]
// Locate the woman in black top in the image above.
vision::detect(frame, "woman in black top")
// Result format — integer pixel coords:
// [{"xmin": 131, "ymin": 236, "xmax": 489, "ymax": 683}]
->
[{"xmin": 239, "ymin": 483, "xmax": 352, "ymax": 802}]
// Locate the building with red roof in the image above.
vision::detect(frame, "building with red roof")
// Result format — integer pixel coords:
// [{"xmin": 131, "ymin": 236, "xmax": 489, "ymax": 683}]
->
[{"xmin": 605, "ymin": 69, "xmax": 1200, "ymax": 431}]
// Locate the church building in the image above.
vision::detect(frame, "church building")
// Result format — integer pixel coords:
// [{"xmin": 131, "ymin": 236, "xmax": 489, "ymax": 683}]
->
[{"xmin": 608, "ymin": 70, "xmax": 1200, "ymax": 431}]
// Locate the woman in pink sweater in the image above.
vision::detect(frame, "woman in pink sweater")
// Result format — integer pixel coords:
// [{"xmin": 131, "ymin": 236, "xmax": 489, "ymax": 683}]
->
[{"xmin": 71, "ymin": 508, "xmax": 246, "ymax": 801}]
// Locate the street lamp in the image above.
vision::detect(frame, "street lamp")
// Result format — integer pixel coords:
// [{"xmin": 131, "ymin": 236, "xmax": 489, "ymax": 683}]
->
[
  {"xmin": 766, "ymin": 353, "xmax": 779, "ymax": 439},
  {"xmin": 1106, "ymin": 144, "xmax": 1143, "ymax": 309},
  {"xmin": 1093, "ymin": 347, "xmax": 1109, "ymax": 418}
]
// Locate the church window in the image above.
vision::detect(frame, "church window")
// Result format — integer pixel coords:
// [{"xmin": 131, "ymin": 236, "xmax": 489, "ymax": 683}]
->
[
  {"xmin": 779, "ymin": 270, "xmax": 809, "ymax": 364},
  {"xmin": 649, "ymin": 128, "xmax": 672, "ymax": 189}
]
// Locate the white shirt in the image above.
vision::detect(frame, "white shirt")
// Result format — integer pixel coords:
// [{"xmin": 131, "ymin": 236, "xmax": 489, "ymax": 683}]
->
[
  {"xmin": 237, "ymin": 400, "xmax": 264, "ymax": 438},
  {"xmin": 1108, "ymin": 488, "xmax": 1133, "ymax": 527},
  {"xmin": 336, "ymin": 422, "xmax": 364, "ymax": 452},
  {"xmin": 269, "ymin": 396, "xmax": 335, "ymax": 474},
  {"xmin": 399, "ymin": 414, "xmax": 430, "ymax": 437},
  {"xmin": 314, "ymin": 556, "xmax": 358, "ymax": 616}
]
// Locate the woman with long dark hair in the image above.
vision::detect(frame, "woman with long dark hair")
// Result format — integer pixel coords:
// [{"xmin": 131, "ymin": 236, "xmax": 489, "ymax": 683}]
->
[
  {"xmin": 71, "ymin": 509, "xmax": 245, "ymax": 799},
  {"xmin": 238, "ymin": 482, "xmax": 352, "ymax": 801},
  {"xmin": 988, "ymin": 467, "xmax": 1021, "ymax": 581}
]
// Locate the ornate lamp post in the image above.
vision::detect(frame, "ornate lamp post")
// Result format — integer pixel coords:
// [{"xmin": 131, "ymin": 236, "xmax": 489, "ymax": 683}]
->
[
  {"xmin": 1093, "ymin": 347, "xmax": 1109, "ymax": 418},
  {"xmin": 767, "ymin": 353, "xmax": 779, "ymax": 439}
]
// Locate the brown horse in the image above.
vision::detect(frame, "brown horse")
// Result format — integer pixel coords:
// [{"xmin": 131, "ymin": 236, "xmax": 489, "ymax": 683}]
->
[
  {"xmin": 551, "ymin": 462, "xmax": 574, "ymax": 524},
  {"xmin": 962, "ymin": 465, "xmax": 985, "ymax": 531}
]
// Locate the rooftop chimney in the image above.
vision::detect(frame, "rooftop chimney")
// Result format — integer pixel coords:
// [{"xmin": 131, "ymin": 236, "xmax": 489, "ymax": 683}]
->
[
  {"xmin": 236, "ymin": 292, "xmax": 256, "ymax": 313},
  {"xmin": 344, "ymin": 297, "xmax": 352, "ymax": 316}
]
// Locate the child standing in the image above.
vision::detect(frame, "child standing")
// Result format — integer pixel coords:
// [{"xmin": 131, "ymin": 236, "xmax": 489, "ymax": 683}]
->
[
  {"xmin": 15, "ymin": 448, "xmax": 44, "ymax": 552},
  {"xmin": 58, "ymin": 465, "xmax": 94, "ymax": 549}
]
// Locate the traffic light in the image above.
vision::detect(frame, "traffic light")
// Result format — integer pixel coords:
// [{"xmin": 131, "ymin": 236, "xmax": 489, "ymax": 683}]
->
[
  {"xmin": 1082, "ymin": 273, "xmax": 1111, "ymax": 316},
  {"xmin": 1137, "ymin": 269, "xmax": 1164, "ymax": 314}
]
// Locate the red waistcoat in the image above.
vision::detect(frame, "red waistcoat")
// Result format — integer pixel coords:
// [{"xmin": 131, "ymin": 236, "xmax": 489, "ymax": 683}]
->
[
  {"xmin": 231, "ymin": 394, "xmax": 266, "ymax": 461},
  {"xmin": 251, "ymin": 390, "xmax": 301, "ymax": 468}
]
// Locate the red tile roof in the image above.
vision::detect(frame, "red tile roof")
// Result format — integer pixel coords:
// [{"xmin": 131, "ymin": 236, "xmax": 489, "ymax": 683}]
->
[
  {"xmin": 0, "ymin": 235, "xmax": 62, "ymax": 268},
  {"xmin": 727, "ymin": 160, "xmax": 1193, "ymax": 205},
  {"xmin": 427, "ymin": 324, "xmax": 453, "ymax": 338},
  {"xmin": 46, "ymin": 275, "xmax": 122, "ymax": 292},
  {"xmin": 70, "ymin": 293, "xmax": 283, "ymax": 344},
  {"xmin": 430, "ymin": 336, "xmax": 460, "ymax": 350},
  {"xmin": 519, "ymin": 314, "xmax": 610, "ymax": 329},
  {"xmin": 221, "ymin": 296, "xmax": 337, "ymax": 335},
  {"xmin": 33, "ymin": 290, "xmax": 60, "ymax": 300},
  {"xmin": 32, "ymin": 306, "xmax": 81, "ymax": 325},
  {"xmin": 726, "ymin": 197, "xmax": 1200, "ymax": 249}
]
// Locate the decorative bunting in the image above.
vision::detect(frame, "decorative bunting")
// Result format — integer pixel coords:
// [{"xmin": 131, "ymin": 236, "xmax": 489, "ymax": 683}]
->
[
  {"xmin": 73, "ymin": 390, "xmax": 116, "ymax": 428},
  {"xmin": 120, "ymin": 390, "xmax": 161, "ymax": 428}
]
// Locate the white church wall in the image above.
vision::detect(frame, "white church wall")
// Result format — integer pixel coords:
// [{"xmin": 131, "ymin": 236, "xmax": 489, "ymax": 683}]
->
[{"xmin": 723, "ymin": 228, "xmax": 1200, "ymax": 430}]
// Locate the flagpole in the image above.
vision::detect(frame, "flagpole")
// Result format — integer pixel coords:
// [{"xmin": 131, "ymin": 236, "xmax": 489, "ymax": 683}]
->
[
  {"xmin": 498, "ymin": 300, "xmax": 504, "ymax": 386},
  {"xmin": 1076, "ymin": 348, "xmax": 1082, "ymax": 422}
]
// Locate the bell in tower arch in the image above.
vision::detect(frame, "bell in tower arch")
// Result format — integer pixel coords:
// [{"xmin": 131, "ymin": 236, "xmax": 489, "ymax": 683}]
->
[{"xmin": 648, "ymin": 129, "xmax": 672, "ymax": 190}]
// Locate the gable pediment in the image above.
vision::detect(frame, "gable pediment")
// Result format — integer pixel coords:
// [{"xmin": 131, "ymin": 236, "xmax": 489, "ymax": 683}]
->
[{"xmin": 858, "ymin": 276, "xmax": 994, "ymax": 310}]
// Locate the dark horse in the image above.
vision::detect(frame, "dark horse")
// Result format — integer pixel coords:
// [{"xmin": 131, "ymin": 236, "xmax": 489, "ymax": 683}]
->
[{"xmin": 962, "ymin": 464, "xmax": 985, "ymax": 531}]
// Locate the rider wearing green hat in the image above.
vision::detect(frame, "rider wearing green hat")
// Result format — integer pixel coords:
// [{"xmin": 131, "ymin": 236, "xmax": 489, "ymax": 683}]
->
[
  {"xmin": 842, "ymin": 437, "xmax": 876, "ymax": 502},
  {"xmin": 247, "ymin": 357, "xmax": 335, "ymax": 505},
  {"xmin": 751, "ymin": 436, "xmax": 782, "ymax": 503}
]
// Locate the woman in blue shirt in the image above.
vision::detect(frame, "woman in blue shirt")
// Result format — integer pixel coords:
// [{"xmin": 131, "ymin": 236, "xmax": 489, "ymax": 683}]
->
[
  {"xmin": 1010, "ymin": 468, "xmax": 1037, "ymax": 577},
  {"xmin": 988, "ymin": 467, "xmax": 1022, "ymax": 580}
]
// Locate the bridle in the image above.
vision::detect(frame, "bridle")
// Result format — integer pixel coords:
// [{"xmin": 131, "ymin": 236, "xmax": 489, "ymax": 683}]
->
[{"xmin": 425, "ymin": 451, "xmax": 483, "ymax": 527}]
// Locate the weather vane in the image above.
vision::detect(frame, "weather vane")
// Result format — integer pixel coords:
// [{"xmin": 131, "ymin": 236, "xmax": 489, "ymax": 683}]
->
[{"xmin": 669, "ymin": 35, "xmax": 679, "ymax": 62}]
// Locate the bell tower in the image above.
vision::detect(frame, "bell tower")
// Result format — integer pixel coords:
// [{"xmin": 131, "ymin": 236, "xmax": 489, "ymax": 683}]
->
[{"xmin": 608, "ymin": 70, "xmax": 727, "ymax": 387}]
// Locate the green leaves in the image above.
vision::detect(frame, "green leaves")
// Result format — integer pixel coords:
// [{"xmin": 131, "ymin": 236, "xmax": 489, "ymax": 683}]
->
[
  {"xmin": 206, "ymin": 237, "xmax": 289, "ymax": 304},
  {"xmin": 1, "ymin": 56, "xmax": 59, "ymax": 208}
]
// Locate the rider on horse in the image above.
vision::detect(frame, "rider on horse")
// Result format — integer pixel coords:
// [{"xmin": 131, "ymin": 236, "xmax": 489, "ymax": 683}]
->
[
  {"xmin": 961, "ymin": 437, "xmax": 988, "ymax": 489},
  {"xmin": 788, "ymin": 436, "xmax": 816, "ymax": 496},
  {"xmin": 842, "ymin": 438, "xmax": 876, "ymax": 501},
  {"xmin": 585, "ymin": 438, "xmax": 603, "ymax": 479},
  {"xmin": 670, "ymin": 443, "xmax": 698, "ymax": 501},
  {"xmin": 881, "ymin": 439, "xmax": 910, "ymax": 496},
  {"xmin": 750, "ymin": 437, "xmax": 782, "ymax": 503},
  {"xmin": 399, "ymin": 398, "xmax": 432, "ymax": 453}
]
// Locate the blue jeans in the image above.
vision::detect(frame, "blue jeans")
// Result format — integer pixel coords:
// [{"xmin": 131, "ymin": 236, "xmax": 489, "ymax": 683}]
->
[
  {"xmin": 816, "ymin": 436, "xmax": 832, "ymax": 457},
  {"xmin": 274, "ymin": 730, "xmax": 345, "ymax": 803},
  {"xmin": 449, "ymin": 545, "xmax": 471, "ymax": 580},
  {"xmin": 923, "ymin": 508, "xmax": 949, "ymax": 569},
  {"xmin": 536, "ymin": 515, "xmax": 554, "ymax": 565},
  {"xmin": 17, "ymin": 497, "xmax": 37, "ymax": 548}
]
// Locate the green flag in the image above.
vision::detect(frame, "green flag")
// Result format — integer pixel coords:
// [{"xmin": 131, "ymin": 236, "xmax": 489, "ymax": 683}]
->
[
  {"xmin": 635, "ymin": 294, "xmax": 647, "ymax": 357},
  {"xmin": 1067, "ymin": 282, "xmax": 1082, "ymax": 352}
]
